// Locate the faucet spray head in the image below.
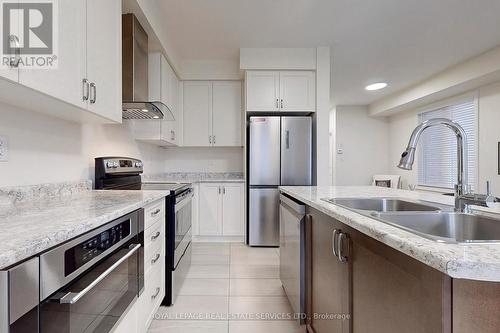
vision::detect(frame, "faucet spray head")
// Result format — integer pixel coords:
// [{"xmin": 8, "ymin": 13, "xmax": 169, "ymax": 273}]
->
[{"xmin": 397, "ymin": 147, "xmax": 416, "ymax": 170}]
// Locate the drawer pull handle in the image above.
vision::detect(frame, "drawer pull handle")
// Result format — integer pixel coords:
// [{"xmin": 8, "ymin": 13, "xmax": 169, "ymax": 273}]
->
[
  {"xmin": 151, "ymin": 231, "xmax": 161, "ymax": 241},
  {"xmin": 151, "ymin": 208, "xmax": 161, "ymax": 217},
  {"xmin": 151, "ymin": 253, "xmax": 161, "ymax": 264},
  {"xmin": 151, "ymin": 287, "xmax": 161, "ymax": 300}
]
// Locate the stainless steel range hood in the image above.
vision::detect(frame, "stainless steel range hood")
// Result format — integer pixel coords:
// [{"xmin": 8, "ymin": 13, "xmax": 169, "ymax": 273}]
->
[{"xmin": 122, "ymin": 13, "xmax": 174, "ymax": 120}]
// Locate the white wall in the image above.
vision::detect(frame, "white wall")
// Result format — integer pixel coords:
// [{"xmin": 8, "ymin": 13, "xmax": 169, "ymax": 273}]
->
[
  {"xmin": 162, "ymin": 147, "xmax": 243, "ymax": 172},
  {"xmin": 0, "ymin": 104, "xmax": 165, "ymax": 187},
  {"xmin": 335, "ymin": 106, "xmax": 390, "ymax": 186},
  {"xmin": 387, "ymin": 82, "xmax": 500, "ymax": 194}
]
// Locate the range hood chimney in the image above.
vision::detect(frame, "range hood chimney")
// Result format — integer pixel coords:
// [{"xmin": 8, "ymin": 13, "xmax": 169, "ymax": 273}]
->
[{"xmin": 122, "ymin": 13, "xmax": 174, "ymax": 120}]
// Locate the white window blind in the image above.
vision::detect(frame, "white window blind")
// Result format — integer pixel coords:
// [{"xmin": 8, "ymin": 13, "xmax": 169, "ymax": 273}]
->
[{"xmin": 417, "ymin": 98, "xmax": 477, "ymax": 190}]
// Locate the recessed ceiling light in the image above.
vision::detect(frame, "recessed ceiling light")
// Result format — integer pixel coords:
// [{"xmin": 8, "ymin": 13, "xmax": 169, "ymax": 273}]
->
[
  {"xmin": 153, "ymin": 115, "xmax": 159, "ymax": 119},
  {"xmin": 141, "ymin": 108, "xmax": 149, "ymax": 112},
  {"xmin": 365, "ymin": 82, "xmax": 388, "ymax": 91}
]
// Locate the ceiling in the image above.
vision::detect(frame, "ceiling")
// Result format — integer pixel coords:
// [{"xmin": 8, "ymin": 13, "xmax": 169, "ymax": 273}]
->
[{"xmin": 154, "ymin": 0, "xmax": 500, "ymax": 105}]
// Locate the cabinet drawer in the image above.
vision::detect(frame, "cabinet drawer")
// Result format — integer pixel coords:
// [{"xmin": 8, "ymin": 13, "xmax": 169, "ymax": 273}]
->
[
  {"xmin": 144, "ymin": 221, "xmax": 163, "ymax": 248},
  {"xmin": 139, "ymin": 262, "xmax": 164, "ymax": 331},
  {"xmin": 144, "ymin": 234, "xmax": 163, "ymax": 275},
  {"xmin": 144, "ymin": 200, "xmax": 165, "ymax": 230}
]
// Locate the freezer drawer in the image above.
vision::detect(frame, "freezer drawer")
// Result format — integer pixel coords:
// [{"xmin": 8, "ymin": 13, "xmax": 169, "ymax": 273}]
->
[
  {"xmin": 249, "ymin": 187, "xmax": 280, "ymax": 246},
  {"xmin": 249, "ymin": 117, "xmax": 281, "ymax": 185},
  {"xmin": 281, "ymin": 117, "xmax": 312, "ymax": 185}
]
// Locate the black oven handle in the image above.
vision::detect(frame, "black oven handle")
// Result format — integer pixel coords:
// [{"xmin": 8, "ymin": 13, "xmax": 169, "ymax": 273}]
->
[{"xmin": 56, "ymin": 243, "xmax": 142, "ymax": 304}]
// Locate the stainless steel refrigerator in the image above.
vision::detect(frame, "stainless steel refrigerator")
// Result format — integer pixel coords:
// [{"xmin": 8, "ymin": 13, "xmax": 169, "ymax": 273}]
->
[{"xmin": 248, "ymin": 116, "xmax": 312, "ymax": 246}]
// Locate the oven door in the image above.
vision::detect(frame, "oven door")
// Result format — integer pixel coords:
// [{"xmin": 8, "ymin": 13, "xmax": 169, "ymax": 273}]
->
[
  {"xmin": 40, "ymin": 216, "xmax": 144, "ymax": 332},
  {"xmin": 174, "ymin": 189, "xmax": 193, "ymax": 268}
]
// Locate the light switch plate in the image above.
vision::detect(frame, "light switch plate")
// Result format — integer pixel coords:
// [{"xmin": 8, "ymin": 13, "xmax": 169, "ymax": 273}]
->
[{"xmin": 0, "ymin": 136, "xmax": 9, "ymax": 162}]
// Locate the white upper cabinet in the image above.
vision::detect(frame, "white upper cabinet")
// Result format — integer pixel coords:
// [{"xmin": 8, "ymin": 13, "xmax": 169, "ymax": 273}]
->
[
  {"xmin": 0, "ymin": 0, "xmax": 122, "ymax": 123},
  {"xmin": 183, "ymin": 81, "xmax": 212, "ymax": 146},
  {"xmin": 246, "ymin": 70, "xmax": 316, "ymax": 112},
  {"xmin": 0, "ymin": 0, "xmax": 19, "ymax": 83},
  {"xmin": 147, "ymin": 52, "xmax": 179, "ymax": 146},
  {"xmin": 19, "ymin": 0, "xmax": 87, "ymax": 110},
  {"xmin": 86, "ymin": 0, "xmax": 122, "ymax": 122},
  {"xmin": 183, "ymin": 80, "xmax": 242, "ymax": 147},
  {"xmin": 279, "ymin": 71, "xmax": 316, "ymax": 112},
  {"xmin": 212, "ymin": 81, "xmax": 242, "ymax": 147},
  {"xmin": 245, "ymin": 71, "xmax": 280, "ymax": 111}
]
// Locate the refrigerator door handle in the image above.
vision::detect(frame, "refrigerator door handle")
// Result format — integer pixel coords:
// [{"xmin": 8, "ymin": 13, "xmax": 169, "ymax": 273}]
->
[{"xmin": 285, "ymin": 130, "xmax": 290, "ymax": 149}]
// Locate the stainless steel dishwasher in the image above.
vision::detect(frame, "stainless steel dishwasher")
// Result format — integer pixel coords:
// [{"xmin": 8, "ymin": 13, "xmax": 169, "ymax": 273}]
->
[{"xmin": 279, "ymin": 192, "xmax": 306, "ymax": 324}]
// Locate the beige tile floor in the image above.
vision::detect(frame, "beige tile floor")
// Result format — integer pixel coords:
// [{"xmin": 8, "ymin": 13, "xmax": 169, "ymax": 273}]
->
[{"xmin": 148, "ymin": 242, "xmax": 304, "ymax": 333}]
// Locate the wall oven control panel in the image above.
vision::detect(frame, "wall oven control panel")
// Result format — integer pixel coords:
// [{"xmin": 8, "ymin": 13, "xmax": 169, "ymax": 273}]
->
[{"xmin": 64, "ymin": 220, "xmax": 131, "ymax": 276}]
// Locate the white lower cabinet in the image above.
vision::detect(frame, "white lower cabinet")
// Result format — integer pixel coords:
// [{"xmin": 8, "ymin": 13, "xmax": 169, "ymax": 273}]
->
[
  {"xmin": 121, "ymin": 199, "xmax": 166, "ymax": 333},
  {"xmin": 198, "ymin": 183, "xmax": 244, "ymax": 237}
]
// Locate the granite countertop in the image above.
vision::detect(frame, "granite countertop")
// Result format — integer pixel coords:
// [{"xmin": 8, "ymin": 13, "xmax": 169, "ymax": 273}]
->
[
  {"xmin": 0, "ymin": 182, "xmax": 169, "ymax": 270},
  {"xmin": 142, "ymin": 172, "xmax": 245, "ymax": 184},
  {"xmin": 279, "ymin": 186, "xmax": 500, "ymax": 282}
]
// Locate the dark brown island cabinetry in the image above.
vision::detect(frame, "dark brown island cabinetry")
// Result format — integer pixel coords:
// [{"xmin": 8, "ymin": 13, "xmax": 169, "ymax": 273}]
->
[{"xmin": 306, "ymin": 206, "xmax": 500, "ymax": 333}]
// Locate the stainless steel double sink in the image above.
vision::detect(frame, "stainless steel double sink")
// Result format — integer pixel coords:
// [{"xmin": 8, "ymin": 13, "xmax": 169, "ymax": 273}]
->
[{"xmin": 322, "ymin": 198, "xmax": 500, "ymax": 243}]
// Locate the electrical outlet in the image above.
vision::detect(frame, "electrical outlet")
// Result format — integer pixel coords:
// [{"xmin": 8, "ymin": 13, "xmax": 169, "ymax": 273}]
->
[{"xmin": 0, "ymin": 136, "xmax": 9, "ymax": 162}]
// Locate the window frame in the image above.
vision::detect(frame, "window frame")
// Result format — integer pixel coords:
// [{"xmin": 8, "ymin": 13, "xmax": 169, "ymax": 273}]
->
[{"xmin": 414, "ymin": 92, "xmax": 479, "ymax": 192}]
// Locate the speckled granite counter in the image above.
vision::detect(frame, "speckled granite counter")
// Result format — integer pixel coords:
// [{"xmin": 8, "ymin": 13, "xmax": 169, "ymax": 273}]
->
[
  {"xmin": 279, "ymin": 186, "xmax": 500, "ymax": 282},
  {"xmin": 0, "ymin": 181, "xmax": 169, "ymax": 270},
  {"xmin": 142, "ymin": 172, "xmax": 244, "ymax": 184}
]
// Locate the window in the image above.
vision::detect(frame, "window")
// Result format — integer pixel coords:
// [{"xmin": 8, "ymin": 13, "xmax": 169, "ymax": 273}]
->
[{"xmin": 417, "ymin": 97, "xmax": 477, "ymax": 190}]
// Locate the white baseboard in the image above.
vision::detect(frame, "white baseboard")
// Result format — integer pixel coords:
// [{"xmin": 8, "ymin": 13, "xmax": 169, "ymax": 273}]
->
[{"xmin": 192, "ymin": 235, "xmax": 245, "ymax": 243}]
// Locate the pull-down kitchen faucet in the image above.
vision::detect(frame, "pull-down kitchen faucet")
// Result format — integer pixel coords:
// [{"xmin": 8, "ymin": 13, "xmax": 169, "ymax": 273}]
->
[{"xmin": 397, "ymin": 118, "xmax": 495, "ymax": 212}]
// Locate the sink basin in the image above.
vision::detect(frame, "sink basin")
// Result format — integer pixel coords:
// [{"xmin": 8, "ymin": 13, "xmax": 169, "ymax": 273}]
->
[
  {"xmin": 373, "ymin": 212, "xmax": 500, "ymax": 243},
  {"xmin": 323, "ymin": 198, "xmax": 442, "ymax": 212}
]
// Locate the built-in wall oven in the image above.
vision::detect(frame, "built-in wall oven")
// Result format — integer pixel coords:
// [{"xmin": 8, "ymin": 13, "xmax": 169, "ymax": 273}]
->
[
  {"xmin": 95, "ymin": 157, "xmax": 193, "ymax": 306},
  {"xmin": 39, "ymin": 209, "xmax": 144, "ymax": 332}
]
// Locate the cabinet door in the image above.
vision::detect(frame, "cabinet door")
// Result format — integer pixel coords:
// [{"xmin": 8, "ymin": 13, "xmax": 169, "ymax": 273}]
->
[
  {"xmin": 350, "ymin": 224, "xmax": 450, "ymax": 333},
  {"xmin": 86, "ymin": 0, "xmax": 122, "ymax": 122},
  {"xmin": 18, "ymin": 0, "xmax": 87, "ymax": 109},
  {"xmin": 309, "ymin": 207, "xmax": 351, "ymax": 333},
  {"xmin": 183, "ymin": 81, "xmax": 212, "ymax": 146},
  {"xmin": 245, "ymin": 71, "xmax": 279, "ymax": 112},
  {"xmin": 0, "ymin": 0, "xmax": 19, "ymax": 83},
  {"xmin": 199, "ymin": 184, "xmax": 222, "ymax": 236},
  {"xmin": 279, "ymin": 71, "xmax": 316, "ymax": 112},
  {"xmin": 222, "ymin": 183, "xmax": 244, "ymax": 236},
  {"xmin": 212, "ymin": 81, "xmax": 242, "ymax": 146}
]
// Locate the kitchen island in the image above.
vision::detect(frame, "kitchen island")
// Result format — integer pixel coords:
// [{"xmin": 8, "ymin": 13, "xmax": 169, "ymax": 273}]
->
[{"xmin": 280, "ymin": 186, "xmax": 500, "ymax": 333}]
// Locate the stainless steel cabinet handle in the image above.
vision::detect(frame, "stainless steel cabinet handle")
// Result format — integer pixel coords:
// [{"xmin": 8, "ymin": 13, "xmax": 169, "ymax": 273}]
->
[
  {"xmin": 82, "ymin": 79, "xmax": 90, "ymax": 101},
  {"xmin": 171, "ymin": 130, "xmax": 175, "ymax": 141},
  {"xmin": 280, "ymin": 99, "xmax": 284, "ymax": 109},
  {"xmin": 223, "ymin": 186, "xmax": 226, "ymax": 194},
  {"xmin": 276, "ymin": 98, "xmax": 279, "ymax": 109},
  {"xmin": 89, "ymin": 82, "xmax": 96, "ymax": 104},
  {"xmin": 151, "ymin": 231, "xmax": 161, "ymax": 241},
  {"xmin": 285, "ymin": 130, "xmax": 290, "ymax": 149},
  {"xmin": 209, "ymin": 136, "xmax": 212, "ymax": 144},
  {"xmin": 151, "ymin": 287, "xmax": 161, "ymax": 300},
  {"xmin": 57, "ymin": 244, "xmax": 141, "ymax": 304},
  {"xmin": 332, "ymin": 229, "xmax": 339, "ymax": 257},
  {"xmin": 151, "ymin": 253, "xmax": 161, "ymax": 264},
  {"xmin": 213, "ymin": 135, "xmax": 216, "ymax": 145},
  {"xmin": 337, "ymin": 232, "xmax": 349, "ymax": 263},
  {"xmin": 151, "ymin": 208, "xmax": 161, "ymax": 217},
  {"xmin": 218, "ymin": 186, "xmax": 221, "ymax": 195}
]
